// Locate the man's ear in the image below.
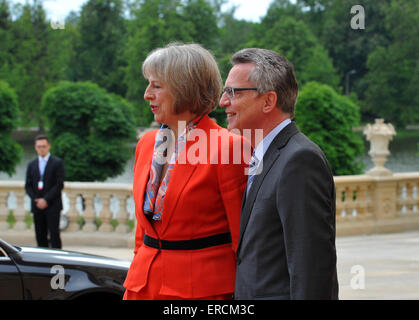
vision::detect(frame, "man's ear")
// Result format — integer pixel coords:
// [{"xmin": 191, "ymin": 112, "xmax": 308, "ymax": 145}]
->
[{"xmin": 262, "ymin": 91, "xmax": 278, "ymax": 114}]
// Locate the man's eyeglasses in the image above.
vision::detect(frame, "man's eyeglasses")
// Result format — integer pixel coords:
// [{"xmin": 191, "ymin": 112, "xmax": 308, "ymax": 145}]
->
[{"xmin": 221, "ymin": 87, "xmax": 258, "ymax": 99}]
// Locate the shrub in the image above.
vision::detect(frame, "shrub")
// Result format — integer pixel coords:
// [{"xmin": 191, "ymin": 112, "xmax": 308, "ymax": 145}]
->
[
  {"xmin": 42, "ymin": 81, "xmax": 136, "ymax": 181},
  {"xmin": 0, "ymin": 80, "xmax": 22, "ymax": 176},
  {"xmin": 295, "ymin": 82, "xmax": 364, "ymax": 175}
]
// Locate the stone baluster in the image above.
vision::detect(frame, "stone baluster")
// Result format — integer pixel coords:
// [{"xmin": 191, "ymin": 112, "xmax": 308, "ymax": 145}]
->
[
  {"xmin": 13, "ymin": 190, "xmax": 27, "ymax": 231},
  {"xmin": 0, "ymin": 190, "xmax": 9, "ymax": 230},
  {"xmin": 99, "ymin": 193, "xmax": 113, "ymax": 232},
  {"xmin": 349, "ymin": 186, "xmax": 357, "ymax": 217},
  {"xmin": 356, "ymin": 185, "xmax": 367, "ymax": 218},
  {"xmin": 413, "ymin": 183, "xmax": 418, "ymax": 213},
  {"xmin": 335, "ymin": 185, "xmax": 344, "ymax": 219},
  {"xmin": 405, "ymin": 183, "xmax": 414, "ymax": 215},
  {"xmin": 116, "ymin": 194, "xmax": 129, "ymax": 233},
  {"xmin": 82, "ymin": 192, "xmax": 97, "ymax": 232},
  {"xmin": 354, "ymin": 185, "xmax": 366, "ymax": 218},
  {"xmin": 66, "ymin": 192, "xmax": 81, "ymax": 231},
  {"xmin": 342, "ymin": 187, "xmax": 349, "ymax": 218}
]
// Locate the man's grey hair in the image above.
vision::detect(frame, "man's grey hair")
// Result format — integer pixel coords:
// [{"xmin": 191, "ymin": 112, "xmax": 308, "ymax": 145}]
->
[{"xmin": 231, "ymin": 48, "xmax": 298, "ymax": 118}]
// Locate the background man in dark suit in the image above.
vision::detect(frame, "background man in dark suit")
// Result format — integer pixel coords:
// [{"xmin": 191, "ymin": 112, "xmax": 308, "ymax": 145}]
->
[
  {"xmin": 25, "ymin": 134, "xmax": 65, "ymax": 249},
  {"xmin": 220, "ymin": 48, "xmax": 338, "ymax": 299}
]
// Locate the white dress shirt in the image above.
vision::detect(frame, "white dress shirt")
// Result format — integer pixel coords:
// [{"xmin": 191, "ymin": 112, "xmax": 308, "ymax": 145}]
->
[{"xmin": 38, "ymin": 153, "xmax": 51, "ymax": 178}]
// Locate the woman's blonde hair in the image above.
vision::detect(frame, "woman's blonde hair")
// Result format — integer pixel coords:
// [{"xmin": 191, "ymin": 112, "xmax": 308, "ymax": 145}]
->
[{"xmin": 142, "ymin": 43, "xmax": 222, "ymax": 115}]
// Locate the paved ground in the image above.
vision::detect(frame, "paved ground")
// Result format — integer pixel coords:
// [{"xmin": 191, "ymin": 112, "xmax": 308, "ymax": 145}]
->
[
  {"xmin": 60, "ymin": 230, "xmax": 419, "ymax": 300},
  {"xmin": 335, "ymin": 231, "xmax": 419, "ymax": 300}
]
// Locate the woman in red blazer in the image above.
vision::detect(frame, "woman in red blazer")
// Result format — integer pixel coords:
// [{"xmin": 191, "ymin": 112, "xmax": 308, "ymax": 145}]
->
[{"xmin": 123, "ymin": 43, "xmax": 249, "ymax": 300}]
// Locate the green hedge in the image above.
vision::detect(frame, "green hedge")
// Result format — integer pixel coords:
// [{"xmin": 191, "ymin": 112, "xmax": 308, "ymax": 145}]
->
[
  {"xmin": 295, "ymin": 82, "xmax": 364, "ymax": 175},
  {"xmin": 41, "ymin": 81, "xmax": 137, "ymax": 181},
  {"xmin": 0, "ymin": 80, "xmax": 22, "ymax": 176}
]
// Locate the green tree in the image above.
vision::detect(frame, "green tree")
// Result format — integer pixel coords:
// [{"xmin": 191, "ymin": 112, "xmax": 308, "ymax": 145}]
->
[
  {"xmin": 316, "ymin": 0, "xmax": 391, "ymax": 106},
  {"xmin": 181, "ymin": 0, "xmax": 225, "ymax": 125},
  {"xmin": 182, "ymin": 0, "xmax": 219, "ymax": 49},
  {"xmin": 41, "ymin": 82, "xmax": 136, "ymax": 181},
  {"xmin": 47, "ymin": 10, "xmax": 79, "ymax": 86},
  {"xmin": 216, "ymin": 9, "xmax": 256, "ymax": 79},
  {"xmin": 0, "ymin": 80, "xmax": 22, "ymax": 176},
  {"xmin": 295, "ymin": 0, "xmax": 331, "ymax": 38},
  {"xmin": 212, "ymin": 7, "xmax": 257, "ymax": 127},
  {"xmin": 0, "ymin": 0, "xmax": 13, "ymax": 81},
  {"xmin": 7, "ymin": 0, "xmax": 64, "ymax": 130},
  {"xmin": 124, "ymin": 0, "xmax": 195, "ymax": 126},
  {"xmin": 262, "ymin": 0, "xmax": 305, "ymax": 26},
  {"xmin": 295, "ymin": 82, "xmax": 364, "ymax": 175},
  {"xmin": 70, "ymin": 0, "xmax": 127, "ymax": 97},
  {"xmin": 250, "ymin": 13, "xmax": 339, "ymax": 89},
  {"xmin": 365, "ymin": 0, "xmax": 419, "ymax": 127}
]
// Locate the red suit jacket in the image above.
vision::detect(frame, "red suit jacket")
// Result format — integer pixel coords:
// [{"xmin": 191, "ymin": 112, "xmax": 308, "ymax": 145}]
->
[{"xmin": 123, "ymin": 115, "xmax": 249, "ymax": 298}]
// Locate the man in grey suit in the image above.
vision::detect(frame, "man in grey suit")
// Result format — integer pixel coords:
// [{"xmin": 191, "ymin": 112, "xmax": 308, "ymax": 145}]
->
[{"xmin": 220, "ymin": 48, "xmax": 338, "ymax": 300}]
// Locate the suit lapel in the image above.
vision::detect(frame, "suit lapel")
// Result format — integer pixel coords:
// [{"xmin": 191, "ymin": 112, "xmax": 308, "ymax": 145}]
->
[
  {"xmin": 159, "ymin": 116, "xmax": 214, "ymax": 234},
  {"xmin": 133, "ymin": 134, "xmax": 158, "ymax": 237},
  {"xmin": 237, "ymin": 146, "xmax": 280, "ymax": 253},
  {"xmin": 159, "ymin": 162, "xmax": 197, "ymax": 234},
  {"xmin": 33, "ymin": 159, "xmax": 41, "ymax": 182},
  {"xmin": 237, "ymin": 122, "xmax": 300, "ymax": 253},
  {"xmin": 42, "ymin": 156, "xmax": 53, "ymax": 182}
]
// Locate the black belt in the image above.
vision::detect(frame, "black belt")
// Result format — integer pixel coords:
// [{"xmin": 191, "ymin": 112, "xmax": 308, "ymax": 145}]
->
[{"xmin": 143, "ymin": 232, "xmax": 232, "ymax": 250}]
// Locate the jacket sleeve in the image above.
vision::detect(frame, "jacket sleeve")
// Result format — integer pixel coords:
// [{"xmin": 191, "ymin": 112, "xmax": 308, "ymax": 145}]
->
[
  {"xmin": 217, "ymin": 133, "xmax": 249, "ymax": 253},
  {"xmin": 277, "ymin": 148, "xmax": 338, "ymax": 299},
  {"xmin": 133, "ymin": 137, "xmax": 145, "ymax": 255},
  {"xmin": 25, "ymin": 162, "xmax": 36, "ymax": 200}
]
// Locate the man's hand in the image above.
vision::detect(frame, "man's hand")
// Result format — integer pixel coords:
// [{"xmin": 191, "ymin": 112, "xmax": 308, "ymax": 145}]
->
[{"xmin": 35, "ymin": 198, "xmax": 48, "ymax": 210}]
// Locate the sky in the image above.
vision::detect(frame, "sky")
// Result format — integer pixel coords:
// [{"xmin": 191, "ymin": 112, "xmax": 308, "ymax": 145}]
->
[{"xmin": 11, "ymin": 0, "xmax": 274, "ymax": 22}]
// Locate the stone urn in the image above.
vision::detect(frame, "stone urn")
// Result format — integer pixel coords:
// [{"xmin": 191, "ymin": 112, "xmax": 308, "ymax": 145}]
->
[{"xmin": 363, "ymin": 119, "xmax": 396, "ymax": 176}]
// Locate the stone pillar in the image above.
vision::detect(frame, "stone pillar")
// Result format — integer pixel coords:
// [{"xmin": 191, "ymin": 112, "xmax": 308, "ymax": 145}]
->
[
  {"xmin": 0, "ymin": 190, "xmax": 9, "ymax": 230},
  {"xmin": 373, "ymin": 179, "xmax": 398, "ymax": 218},
  {"xmin": 99, "ymin": 193, "xmax": 114, "ymax": 232},
  {"xmin": 370, "ymin": 177, "xmax": 401, "ymax": 233},
  {"xmin": 82, "ymin": 192, "xmax": 97, "ymax": 232},
  {"xmin": 13, "ymin": 190, "xmax": 27, "ymax": 231},
  {"xmin": 363, "ymin": 118, "xmax": 396, "ymax": 177},
  {"xmin": 363, "ymin": 119, "xmax": 399, "ymax": 232},
  {"xmin": 66, "ymin": 192, "xmax": 81, "ymax": 231},
  {"xmin": 116, "ymin": 194, "xmax": 129, "ymax": 233}
]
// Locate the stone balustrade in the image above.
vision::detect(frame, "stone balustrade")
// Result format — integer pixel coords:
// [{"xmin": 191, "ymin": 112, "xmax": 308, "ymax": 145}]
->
[
  {"xmin": 1, "ymin": 173, "xmax": 419, "ymax": 246},
  {"xmin": 335, "ymin": 173, "xmax": 419, "ymax": 235},
  {"xmin": 1, "ymin": 119, "xmax": 418, "ymax": 246},
  {"xmin": 0, "ymin": 181, "xmax": 136, "ymax": 247}
]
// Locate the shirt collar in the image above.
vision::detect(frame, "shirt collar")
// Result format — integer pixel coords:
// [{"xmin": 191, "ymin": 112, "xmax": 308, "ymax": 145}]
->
[
  {"xmin": 253, "ymin": 118, "xmax": 291, "ymax": 162},
  {"xmin": 38, "ymin": 153, "xmax": 51, "ymax": 162}
]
